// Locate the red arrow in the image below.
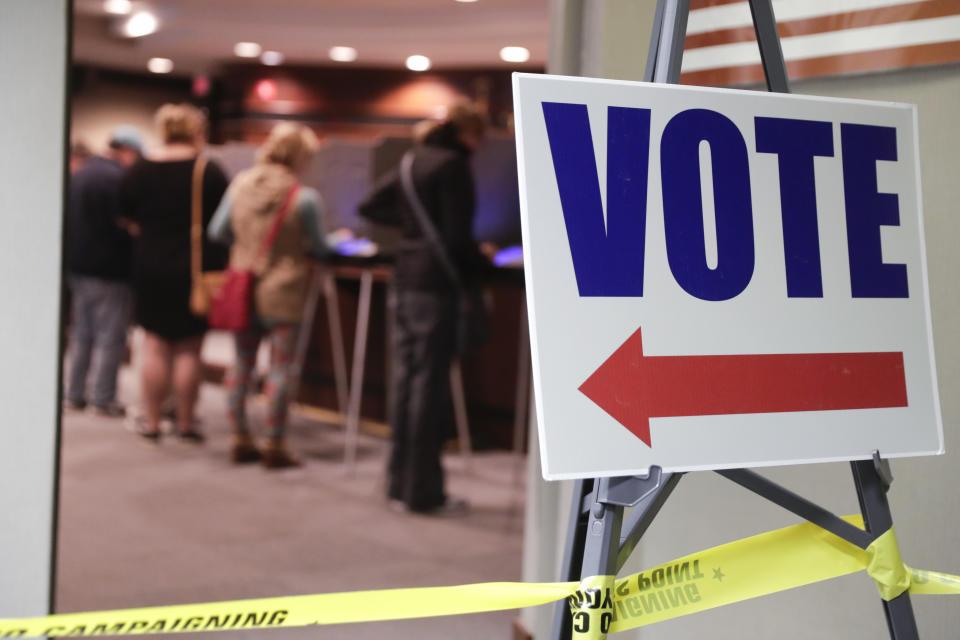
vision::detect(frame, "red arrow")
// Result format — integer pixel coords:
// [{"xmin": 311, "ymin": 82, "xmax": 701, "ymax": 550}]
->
[{"xmin": 578, "ymin": 327, "xmax": 908, "ymax": 447}]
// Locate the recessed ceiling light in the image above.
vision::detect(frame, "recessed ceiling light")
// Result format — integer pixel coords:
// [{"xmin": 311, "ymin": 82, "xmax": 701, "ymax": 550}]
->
[
  {"xmin": 406, "ymin": 55, "xmax": 431, "ymax": 72},
  {"xmin": 103, "ymin": 0, "xmax": 132, "ymax": 15},
  {"xmin": 329, "ymin": 46, "xmax": 358, "ymax": 63},
  {"xmin": 147, "ymin": 57, "xmax": 173, "ymax": 74},
  {"xmin": 261, "ymin": 51, "xmax": 284, "ymax": 66},
  {"xmin": 122, "ymin": 11, "xmax": 158, "ymax": 38},
  {"xmin": 456, "ymin": 0, "xmax": 479, "ymax": 3},
  {"xmin": 500, "ymin": 46, "xmax": 530, "ymax": 63},
  {"xmin": 234, "ymin": 42, "xmax": 262, "ymax": 58}
]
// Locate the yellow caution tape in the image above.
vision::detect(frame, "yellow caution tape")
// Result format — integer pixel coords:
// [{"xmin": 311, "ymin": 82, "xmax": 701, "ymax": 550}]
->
[
  {"xmin": 568, "ymin": 574, "xmax": 614, "ymax": 640},
  {"xmin": 0, "ymin": 583, "xmax": 574, "ymax": 637},
  {"xmin": 904, "ymin": 567, "xmax": 960, "ymax": 595},
  {"xmin": 1, "ymin": 516, "xmax": 958, "ymax": 638},
  {"xmin": 607, "ymin": 516, "xmax": 869, "ymax": 634},
  {"xmin": 866, "ymin": 527, "xmax": 911, "ymax": 601}
]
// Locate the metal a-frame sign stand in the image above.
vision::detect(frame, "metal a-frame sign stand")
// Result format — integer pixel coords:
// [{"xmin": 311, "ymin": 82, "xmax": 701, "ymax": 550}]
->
[{"xmin": 551, "ymin": 1, "xmax": 920, "ymax": 638}]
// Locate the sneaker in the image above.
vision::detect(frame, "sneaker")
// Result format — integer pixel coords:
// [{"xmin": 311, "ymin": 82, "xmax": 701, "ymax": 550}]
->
[
  {"xmin": 231, "ymin": 433, "xmax": 261, "ymax": 464},
  {"xmin": 91, "ymin": 402, "xmax": 126, "ymax": 418},
  {"xmin": 261, "ymin": 442, "xmax": 301, "ymax": 470},
  {"xmin": 125, "ymin": 414, "xmax": 161, "ymax": 442},
  {"xmin": 176, "ymin": 429, "xmax": 206, "ymax": 444}
]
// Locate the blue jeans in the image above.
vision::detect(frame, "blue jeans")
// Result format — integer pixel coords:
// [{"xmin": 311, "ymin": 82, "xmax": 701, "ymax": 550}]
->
[{"xmin": 66, "ymin": 274, "xmax": 132, "ymax": 407}]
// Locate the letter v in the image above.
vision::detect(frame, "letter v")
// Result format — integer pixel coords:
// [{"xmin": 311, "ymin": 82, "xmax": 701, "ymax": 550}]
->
[{"xmin": 542, "ymin": 103, "xmax": 650, "ymax": 296}]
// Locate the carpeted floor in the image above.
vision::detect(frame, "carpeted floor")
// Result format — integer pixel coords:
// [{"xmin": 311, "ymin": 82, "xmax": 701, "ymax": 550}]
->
[{"xmin": 55, "ymin": 366, "xmax": 528, "ymax": 639}]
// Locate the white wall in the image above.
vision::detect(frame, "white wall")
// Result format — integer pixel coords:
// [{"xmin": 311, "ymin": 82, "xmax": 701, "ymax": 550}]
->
[
  {"xmin": 71, "ymin": 77, "xmax": 190, "ymax": 155},
  {"xmin": 524, "ymin": 2, "xmax": 960, "ymax": 637},
  {"xmin": 0, "ymin": 0, "xmax": 67, "ymax": 617}
]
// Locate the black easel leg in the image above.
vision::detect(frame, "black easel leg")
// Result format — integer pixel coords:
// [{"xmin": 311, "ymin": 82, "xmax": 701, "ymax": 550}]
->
[
  {"xmin": 552, "ymin": 479, "xmax": 593, "ymax": 640},
  {"xmin": 747, "ymin": 0, "xmax": 790, "ymax": 93},
  {"xmin": 580, "ymin": 478, "xmax": 625, "ymax": 580},
  {"xmin": 616, "ymin": 471, "xmax": 681, "ymax": 571},
  {"xmin": 851, "ymin": 459, "xmax": 920, "ymax": 640},
  {"xmin": 649, "ymin": 0, "xmax": 690, "ymax": 84}
]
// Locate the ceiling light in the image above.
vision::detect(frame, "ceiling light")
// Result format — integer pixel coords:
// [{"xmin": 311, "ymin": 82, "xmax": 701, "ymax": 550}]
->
[
  {"xmin": 103, "ymin": 0, "xmax": 132, "ymax": 15},
  {"xmin": 147, "ymin": 57, "xmax": 173, "ymax": 74},
  {"xmin": 329, "ymin": 46, "xmax": 358, "ymax": 63},
  {"xmin": 500, "ymin": 46, "xmax": 531, "ymax": 63},
  {"xmin": 234, "ymin": 42, "xmax": 262, "ymax": 58},
  {"xmin": 261, "ymin": 51, "xmax": 284, "ymax": 66},
  {"xmin": 456, "ymin": 0, "xmax": 479, "ymax": 3},
  {"xmin": 406, "ymin": 55, "xmax": 431, "ymax": 72},
  {"xmin": 122, "ymin": 11, "xmax": 158, "ymax": 38}
]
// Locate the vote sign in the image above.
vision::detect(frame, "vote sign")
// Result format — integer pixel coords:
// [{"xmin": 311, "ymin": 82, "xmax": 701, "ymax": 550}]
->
[{"xmin": 513, "ymin": 73, "xmax": 942, "ymax": 480}]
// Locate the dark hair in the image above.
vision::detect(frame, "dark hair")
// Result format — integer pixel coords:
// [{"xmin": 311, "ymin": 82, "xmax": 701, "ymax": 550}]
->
[
  {"xmin": 421, "ymin": 103, "xmax": 487, "ymax": 153},
  {"xmin": 422, "ymin": 121, "xmax": 462, "ymax": 150},
  {"xmin": 70, "ymin": 140, "xmax": 92, "ymax": 160},
  {"xmin": 446, "ymin": 102, "xmax": 486, "ymax": 138}
]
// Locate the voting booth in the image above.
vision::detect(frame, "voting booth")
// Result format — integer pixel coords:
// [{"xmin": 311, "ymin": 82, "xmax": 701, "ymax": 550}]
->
[{"xmin": 514, "ymin": 1, "xmax": 942, "ymax": 638}]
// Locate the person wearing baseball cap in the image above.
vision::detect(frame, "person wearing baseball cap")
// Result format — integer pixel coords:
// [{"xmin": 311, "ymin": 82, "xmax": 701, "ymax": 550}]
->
[{"xmin": 63, "ymin": 125, "xmax": 143, "ymax": 417}]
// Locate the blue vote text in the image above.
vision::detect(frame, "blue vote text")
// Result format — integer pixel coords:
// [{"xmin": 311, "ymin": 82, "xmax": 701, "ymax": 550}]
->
[{"xmin": 541, "ymin": 102, "xmax": 908, "ymax": 301}]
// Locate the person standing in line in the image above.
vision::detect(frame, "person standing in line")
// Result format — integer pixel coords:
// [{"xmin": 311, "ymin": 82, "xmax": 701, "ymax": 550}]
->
[
  {"xmin": 64, "ymin": 126, "xmax": 142, "ymax": 416},
  {"xmin": 119, "ymin": 104, "xmax": 229, "ymax": 441},
  {"xmin": 208, "ymin": 123, "xmax": 329, "ymax": 469},
  {"xmin": 69, "ymin": 139, "xmax": 92, "ymax": 175},
  {"xmin": 359, "ymin": 103, "xmax": 491, "ymax": 514}
]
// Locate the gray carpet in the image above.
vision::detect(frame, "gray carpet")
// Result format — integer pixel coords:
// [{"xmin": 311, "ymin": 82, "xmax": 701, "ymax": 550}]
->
[{"xmin": 56, "ymin": 367, "xmax": 527, "ymax": 639}]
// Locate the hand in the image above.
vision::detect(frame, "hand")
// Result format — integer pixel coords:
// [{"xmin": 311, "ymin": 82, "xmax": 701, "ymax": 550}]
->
[
  {"xmin": 479, "ymin": 242, "xmax": 498, "ymax": 260},
  {"xmin": 117, "ymin": 217, "xmax": 141, "ymax": 237}
]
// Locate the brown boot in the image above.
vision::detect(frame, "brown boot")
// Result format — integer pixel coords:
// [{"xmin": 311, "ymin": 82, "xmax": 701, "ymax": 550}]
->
[
  {"xmin": 231, "ymin": 432, "xmax": 261, "ymax": 464},
  {"xmin": 261, "ymin": 440, "xmax": 301, "ymax": 470}
]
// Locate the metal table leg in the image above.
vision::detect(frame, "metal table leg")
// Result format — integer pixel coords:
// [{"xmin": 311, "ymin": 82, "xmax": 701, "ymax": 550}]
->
[
  {"xmin": 512, "ymin": 293, "xmax": 531, "ymax": 486},
  {"xmin": 289, "ymin": 266, "xmax": 322, "ymax": 402},
  {"xmin": 321, "ymin": 270, "xmax": 349, "ymax": 415},
  {"xmin": 344, "ymin": 269, "xmax": 373, "ymax": 473},
  {"xmin": 449, "ymin": 358, "xmax": 473, "ymax": 470}
]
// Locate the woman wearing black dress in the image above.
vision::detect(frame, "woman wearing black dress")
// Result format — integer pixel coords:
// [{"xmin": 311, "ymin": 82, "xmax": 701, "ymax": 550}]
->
[{"xmin": 119, "ymin": 104, "xmax": 228, "ymax": 440}]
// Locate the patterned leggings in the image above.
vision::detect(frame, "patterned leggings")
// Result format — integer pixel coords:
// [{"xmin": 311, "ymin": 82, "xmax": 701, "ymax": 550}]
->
[{"xmin": 226, "ymin": 323, "xmax": 299, "ymax": 440}]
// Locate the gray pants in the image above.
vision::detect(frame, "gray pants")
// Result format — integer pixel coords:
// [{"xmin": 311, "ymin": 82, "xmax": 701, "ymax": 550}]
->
[
  {"xmin": 65, "ymin": 274, "xmax": 132, "ymax": 407},
  {"xmin": 387, "ymin": 289, "xmax": 457, "ymax": 511}
]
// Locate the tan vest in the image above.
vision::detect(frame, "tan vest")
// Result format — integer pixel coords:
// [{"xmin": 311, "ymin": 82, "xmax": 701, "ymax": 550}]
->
[{"xmin": 228, "ymin": 164, "xmax": 310, "ymax": 323}]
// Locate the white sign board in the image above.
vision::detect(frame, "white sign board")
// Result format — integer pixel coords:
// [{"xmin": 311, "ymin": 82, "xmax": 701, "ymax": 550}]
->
[{"xmin": 513, "ymin": 73, "xmax": 942, "ymax": 480}]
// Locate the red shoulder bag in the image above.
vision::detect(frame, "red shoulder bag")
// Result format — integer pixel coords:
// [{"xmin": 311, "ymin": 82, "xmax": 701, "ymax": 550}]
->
[{"xmin": 208, "ymin": 184, "xmax": 301, "ymax": 332}]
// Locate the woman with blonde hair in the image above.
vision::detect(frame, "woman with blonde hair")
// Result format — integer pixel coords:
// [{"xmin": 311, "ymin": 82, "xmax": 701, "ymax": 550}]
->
[
  {"xmin": 120, "ymin": 103, "xmax": 229, "ymax": 441},
  {"xmin": 208, "ymin": 122, "xmax": 328, "ymax": 469}
]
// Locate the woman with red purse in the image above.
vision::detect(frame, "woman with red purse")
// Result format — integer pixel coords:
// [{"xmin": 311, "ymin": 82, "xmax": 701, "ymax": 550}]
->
[{"xmin": 207, "ymin": 123, "xmax": 328, "ymax": 468}]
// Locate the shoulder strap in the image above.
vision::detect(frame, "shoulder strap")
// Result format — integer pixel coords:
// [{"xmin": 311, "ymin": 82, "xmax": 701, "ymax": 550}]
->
[
  {"xmin": 256, "ymin": 183, "xmax": 301, "ymax": 262},
  {"xmin": 399, "ymin": 151, "xmax": 464, "ymax": 291},
  {"xmin": 190, "ymin": 154, "xmax": 208, "ymax": 279}
]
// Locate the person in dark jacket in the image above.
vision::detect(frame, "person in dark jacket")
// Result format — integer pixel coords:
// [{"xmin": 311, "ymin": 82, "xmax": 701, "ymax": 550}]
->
[
  {"xmin": 359, "ymin": 103, "xmax": 490, "ymax": 514},
  {"xmin": 64, "ymin": 126, "xmax": 142, "ymax": 416}
]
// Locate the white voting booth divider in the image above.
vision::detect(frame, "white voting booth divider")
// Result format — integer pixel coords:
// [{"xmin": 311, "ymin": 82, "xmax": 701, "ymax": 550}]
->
[{"xmin": 514, "ymin": 1, "xmax": 943, "ymax": 638}]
